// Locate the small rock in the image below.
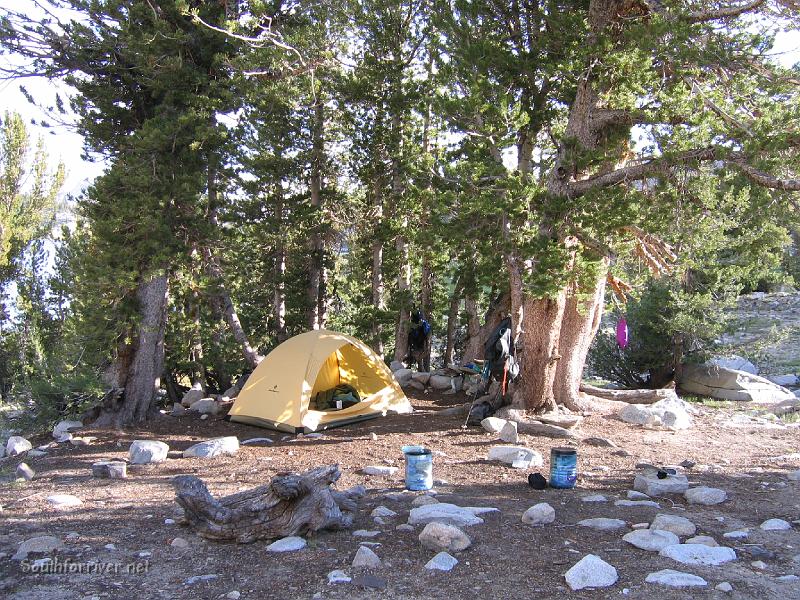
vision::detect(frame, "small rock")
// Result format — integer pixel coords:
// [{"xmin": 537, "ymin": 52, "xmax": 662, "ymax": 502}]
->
[
  {"xmin": 226, "ymin": 592, "xmax": 241, "ymax": 600},
  {"xmin": 424, "ymin": 551, "xmax": 458, "ymax": 571},
  {"xmin": 16, "ymin": 463, "xmax": 35, "ymax": 481},
  {"xmin": 69, "ymin": 436, "xmax": 97, "ymax": 446},
  {"xmin": 12, "ymin": 536, "xmax": 64, "ymax": 560},
  {"xmin": 659, "ymin": 544, "xmax": 737, "ymax": 566},
  {"xmin": 181, "ymin": 387, "xmax": 205, "ymax": 407},
  {"xmin": 564, "ymin": 554, "xmax": 618, "ymax": 591},
  {"xmin": 371, "ymin": 506, "xmax": 397, "ymax": 518},
  {"xmin": 165, "ymin": 519, "xmax": 175, "ymax": 525},
  {"xmin": 266, "ymin": 536, "xmax": 307, "ymax": 552},
  {"xmin": 522, "ymin": 503, "xmax": 556, "ymax": 526},
  {"xmin": 715, "ymin": 582, "xmax": 733, "ymax": 592},
  {"xmin": 371, "ymin": 432, "xmax": 378, "ymax": 441},
  {"xmin": 352, "ymin": 530, "xmax": 381, "ymax": 538},
  {"xmin": 723, "ymin": 530, "xmax": 749, "ymax": 539},
  {"xmin": 684, "ymin": 486, "xmax": 727, "ymax": 505},
  {"xmin": 650, "ymin": 514, "xmax": 696, "ymax": 536},
  {"xmin": 760, "ymin": 518, "xmax": 791, "ymax": 531},
  {"xmin": 481, "ymin": 417, "xmax": 507, "ymax": 433},
  {"xmin": 777, "ymin": 575, "xmax": 799, "ymax": 583},
  {"xmin": 614, "ymin": 499, "xmax": 660, "ymax": 508},
  {"xmin": 626, "ymin": 490, "xmax": 650, "ymax": 500},
  {"xmin": 352, "ymin": 545, "xmax": 381, "ymax": 568},
  {"xmin": 46, "ymin": 494, "xmax": 82, "ymax": 509},
  {"xmin": 104, "ymin": 544, "xmax": 117, "ymax": 550},
  {"xmin": 623, "ymin": 529, "xmax": 679, "ymax": 551},
  {"xmin": 6, "ymin": 436, "xmax": 32, "ymax": 456},
  {"xmin": 185, "ymin": 574, "xmax": 219, "ymax": 585},
  {"xmin": 577, "ymin": 518, "xmax": 627, "ymax": 531},
  {"xmin": 685, "ymin": 535, "xmax": 718, "ymax": 547},
  {"xmin": 411, "ymin": 495, "xmax": 439, "ymax": 507},
  {"xmin": 583, "ymin": 437, "xmax": 617, "ymax": 447},
  {"xmin": 396, "ymin": 524, "xmax": 414, "ymax": 532},
  {"xmin": 787, "ymin": 469, "xmax": 800, "ymax": 481},
  {"xmin": 200, "ymin": 414, "xmax": 209, "ymax": 420},
  {"xmin": 129, "ymin": 440, "xmax": 169, "ymax": 464},
  {"xmin": 418, "ymin": 522, "xmax": 471, "ymax": 553},
  {"xmin": 498, "ymin": 421, "xmax": 518, "ymax": 443},
  {"xmin": 633, "ymin": 472, "xmax": 689, "ymax": 496},
  {"xmin": 183, "ymin": 436, "xmax": 239, "ymax": 458},
  {"xmin": 241, "ymin": 437, "xmax": 274, "ymax": 445},
  {"xmin": 645, "ymin": 569, "xmax": 707, "ymax": 588},
  {"xmin": 632, "ymin": 522, "xmax": 649, "ymax": 530},
  {"xmin": 64, "ymin": 532, "xmax": 80, "ymax": 543},
  {"xmin": 27, "ymin": 449, "xmax": 47, "ymax": 457},
  {"xmin": 170, "ymin": 537, "xmax": 189, "ymax": 549},
  {"xmin": 190, "ymin": 398, "xmax": 220, "ymax": 415},
  {"xmin": 751, "ymin": 560, "xmax": 767, "ymax": 570},
  {"xmin": 363, "ymin": 465, "xmax": 398, "ymax": 477},
  {"xmin": 581, "ymin": 494, "xmax": 608, "ymax": 503},
  {"xmin": 92, "ymin": 461, "xmax": 127, "ymax": 479},
  {"xmin": 327, "ymin": 570, "xmax": 351, "ymax": 584},
  {"xmin": 52, "ymin": 420, "xmax": 82, "ymax": 439}
]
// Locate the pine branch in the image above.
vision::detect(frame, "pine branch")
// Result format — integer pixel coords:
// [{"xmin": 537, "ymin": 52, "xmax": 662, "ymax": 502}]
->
[
  {"xmin": 728, "ymin": 160, "xmax": 800, "ymax": 191},
  {"xmin": 683, "ymin": 0, "xmax": 768, "ymax": 23}
]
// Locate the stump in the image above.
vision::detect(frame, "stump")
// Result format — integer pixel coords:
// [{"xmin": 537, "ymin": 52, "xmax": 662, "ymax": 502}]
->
[
  {"xmin": 92, "ymin": 461, "xmax": 128, "ymax": 479},
  {"xmin": 172, "ymin": 464, "xmax": 362, "ymax": 543}
]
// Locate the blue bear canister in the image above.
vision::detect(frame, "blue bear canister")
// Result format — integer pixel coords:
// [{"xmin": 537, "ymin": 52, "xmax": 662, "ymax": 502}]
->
[
  {"xmin": 550, "ymin": 447, "xmax": 578, "ymax": 489},
  {"xmin": 402, "ymin": 445, "xmax": 433, "ymax": 491}
]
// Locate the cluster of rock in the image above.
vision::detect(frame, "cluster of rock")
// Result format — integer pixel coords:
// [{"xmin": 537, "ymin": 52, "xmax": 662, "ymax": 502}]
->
[
  {"xmin": 389, "ymin": 362, "xmax": 469, "ymax": 395},
  {"xmin": 129, "ymin": 436, "xmax": 241, "ymax": 463},
  {"xmin": 174, "ymin": 379, "xmax": 245, "ymax": 417},
  {"xmin": 618, "ymin": 397, "xmax": 696, "ymax": 431}
]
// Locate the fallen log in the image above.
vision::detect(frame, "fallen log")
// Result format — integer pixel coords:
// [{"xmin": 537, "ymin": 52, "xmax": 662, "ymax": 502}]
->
[
  {"xmin": 172, "ymin": 464, "xmax": 362, "ymax": 543},
  {"xmin": 580, "ymin": 384, "xmax": 678, "ymax": 405}
]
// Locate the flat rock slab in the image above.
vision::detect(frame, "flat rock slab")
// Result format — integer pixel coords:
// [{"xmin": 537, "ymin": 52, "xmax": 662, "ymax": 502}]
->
[
  {"xmin": 481, "ymin": 417, "xmax": 507, "ymax": 433},
  {"xmin": 363, "ymin": 466, "xmax": 399, "ymax": 477},
  {"xmin": 581, "ymin": 494, "xmax": 608, "ymax": 503},
  {"xmin": 183, "ymin": 436, "xmax": 239, "ymax": 458},
  {"xmin": 659, "ymin": 544, "xmax": 737, "ymax": 566},
  {"xmin": 623, "ymin": 529, "xmax": 679, "ymax": 551},
  {"xmin": 565, "ymin": 554, "xmax": 618, "ymax": 591},
  {"xmin": 634, "ymin": 472, "xmax": 689, "ymax": 496},
  {"xmin": 408, "ymin": 503, "xmax": 498, "ymax": 528},
  {"xmin": 12, "ymin": 536, "xmax": 64, "ymax": 560},
  {"xmin": 46, "ymin": 494, "xmax": 82, "ymax": 509},
  {"xmin": 241, "ymin": 438, "xmax": 274, "ymax": 445},
  {"xmin": 52, "ymin": 420, "xmax": 82, "ymax": 439},
  {"xmin": 327, "ymin": 570, "xmax": 351, "ymax": 584},
  {"xmin": 650, "ymin": 514, "xmax": 696, "ymax": 536},
  {"xmin": 684, "ymin": 486, "xmax": 727, "ymax": 505},
  {"xmin": 614, "ymin": 499, "xmax": 660, "ymax": 509},
  {"xmin": 425, "ymin": 551, "xmax": 458, "ymax": 571},
  {"xmin": 266, "ymin": 537, "xmax": 307, "ymax": 552},
  {"xmin": 577, "ymin": 518, "xmax": 627, "ymax": 531},
  {"xmin": 487, "ymin": 445, "xmax": 543, "ymax": 469},
  {"xmin": 645, "ymin": 569, "xmax": 708, "ymax": 588}
]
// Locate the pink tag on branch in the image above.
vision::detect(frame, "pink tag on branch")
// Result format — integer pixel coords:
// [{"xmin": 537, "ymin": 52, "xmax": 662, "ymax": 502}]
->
[{"xmin": 616, "ymin": 318, "xmax": 629, "ymax": 349}]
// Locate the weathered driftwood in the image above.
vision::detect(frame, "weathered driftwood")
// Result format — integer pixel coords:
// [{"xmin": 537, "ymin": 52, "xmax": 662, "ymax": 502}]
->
[
  {"xmin": 580, "ymin": 384, "xmax": 678, "ymax": 405},
  {"xmin": 172, "ymin": 464, "xmax": 361, "ymax": 543}
]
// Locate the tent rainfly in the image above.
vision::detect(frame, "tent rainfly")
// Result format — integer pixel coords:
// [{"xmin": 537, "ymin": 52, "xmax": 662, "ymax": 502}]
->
[{"xmin": 228, "ymin": 330, "xmax": 412, "ymax": 433}]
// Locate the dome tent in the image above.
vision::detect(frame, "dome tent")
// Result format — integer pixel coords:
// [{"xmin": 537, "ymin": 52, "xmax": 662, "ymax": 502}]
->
[{"xmin": 228, "ymin": 330, "xmax": 412, "ymax": 433}]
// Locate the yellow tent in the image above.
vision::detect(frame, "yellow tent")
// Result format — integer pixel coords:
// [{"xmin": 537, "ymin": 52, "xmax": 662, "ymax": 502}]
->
[{"xmin": 228, "ymin": 330, "xmax": 413, "ymax": 433}]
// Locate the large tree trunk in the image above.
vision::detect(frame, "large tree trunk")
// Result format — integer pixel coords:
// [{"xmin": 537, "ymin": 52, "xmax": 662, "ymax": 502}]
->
[
  {"xmin": 273, "ymin": 191, "xmax": 289, "ymax": 343},
  {"xmin": 96, "ymin": 272, "xmax": 169, "ymax": 427},
  {"xmin": 188, "ymin": 290, "xmax": 206, "ymax": 391},
  {"xmin": 553, "ymin": 258, "xmax": 610, "ymax": 411},
  {"xmin": 307, "ymin": 96, "xmax": 326, "ymax": 330},
  {"xmin": 393, "ymin": 225, "xmax": 411, "ymax": 363},
  {"xmin": 173, "ymin": 465, "xmax": 363, "ymax": 543}
]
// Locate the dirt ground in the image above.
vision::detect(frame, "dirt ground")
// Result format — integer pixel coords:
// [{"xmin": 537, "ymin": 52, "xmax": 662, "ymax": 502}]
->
[{"xmin": 1, "ymin": 389, "xmax": 799, "ymax": 600}]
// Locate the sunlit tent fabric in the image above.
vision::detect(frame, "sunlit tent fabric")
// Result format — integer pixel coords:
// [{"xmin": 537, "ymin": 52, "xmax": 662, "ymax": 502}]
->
[{"xmin": 229, "ymin": 330, "xmax": 412, "ymax": 433}]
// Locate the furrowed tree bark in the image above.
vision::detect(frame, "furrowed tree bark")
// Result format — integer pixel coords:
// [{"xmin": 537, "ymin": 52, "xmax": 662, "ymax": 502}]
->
[
  {"xmin": 462, "ymin": 292, "xmax": 510, "ymax": 364},
  {"xmin": 173, "ymin": 464, "xmax": 362, "ymax": 543},
  {"xmin": 553, "ymin": 257, "xmax": 610, "ymax": 412},
  {"xmin": 95, "ymin": 272, "xmax": 169, "ymax": 427},
  {"xmin": 443, "ymin": 276, "xmax": 463, "ymax": 366}
]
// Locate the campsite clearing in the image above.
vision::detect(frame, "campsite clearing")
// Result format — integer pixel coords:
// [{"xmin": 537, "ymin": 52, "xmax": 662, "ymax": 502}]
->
[{"xmin": 0, "ymin": 388, "xmax": 798, "ymax": 600}]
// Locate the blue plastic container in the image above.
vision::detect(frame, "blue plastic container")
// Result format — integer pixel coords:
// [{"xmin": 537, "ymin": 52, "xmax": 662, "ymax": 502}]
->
[
  {"xmin": 550, "ymin": 447, "xmax": 578, "ymax": 489},
  {"xmin": 402, "ymin": 445, "xmax": 433, "ymax": 491}
]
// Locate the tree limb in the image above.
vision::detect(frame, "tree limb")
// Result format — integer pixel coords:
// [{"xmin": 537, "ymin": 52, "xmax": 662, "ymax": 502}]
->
[{"xmin": 683, "ymin": 0, "xmax": 768, "ymax": 23}]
